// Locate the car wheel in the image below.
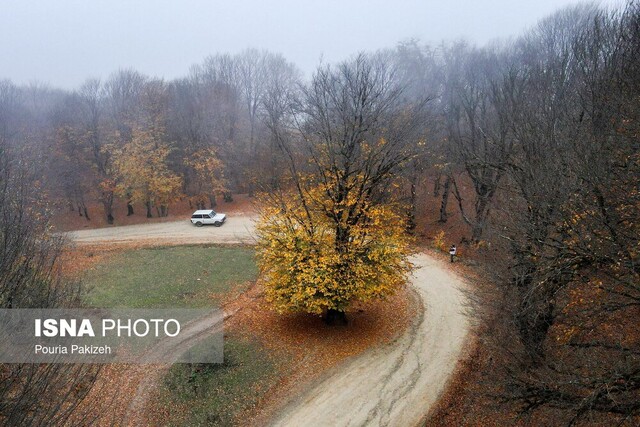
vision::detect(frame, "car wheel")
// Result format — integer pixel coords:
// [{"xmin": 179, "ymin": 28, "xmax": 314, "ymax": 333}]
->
[
  {"xmin": 195, "ymin": 221, "xmax": 203, "ymax": 227},
  {"xmin": 214, "ymin": 221, "xmax": 222, "ymax": 227}
]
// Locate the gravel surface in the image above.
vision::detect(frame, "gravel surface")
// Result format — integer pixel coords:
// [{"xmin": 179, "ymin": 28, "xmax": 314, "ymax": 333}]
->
[{"xmin": 66, "ymin": 216, "xmax": 256, "ymax": 245}]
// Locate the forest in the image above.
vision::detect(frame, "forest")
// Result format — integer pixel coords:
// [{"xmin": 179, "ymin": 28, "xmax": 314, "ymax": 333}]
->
[{"xmin": 0, "ymin": 1, "xmax": 638, "ymax": 425}]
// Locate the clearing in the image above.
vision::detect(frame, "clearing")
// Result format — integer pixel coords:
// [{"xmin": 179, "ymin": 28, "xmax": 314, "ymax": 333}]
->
[{"xmin": 67, "ymin": 215, "xmax": 470, "ymax": 426}]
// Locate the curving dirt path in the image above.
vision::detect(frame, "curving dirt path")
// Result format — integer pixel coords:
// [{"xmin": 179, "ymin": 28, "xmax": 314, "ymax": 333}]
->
[
  {"xmin": 269, "ymin": 253, "xmax": 469, "ymax": 427},
  {"xmin": 121, "ymin": 309, "xmax": 232, "ymax": 426},
  {"xmin": 67, "ymin": 217, "xmax": 470, "ymax": 427}
]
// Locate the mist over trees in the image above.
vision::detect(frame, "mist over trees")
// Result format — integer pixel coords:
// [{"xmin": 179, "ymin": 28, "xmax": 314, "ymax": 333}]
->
[
  {"xmin": 2, "ymin": 49, "xmax": 299, "ymax": 225},
  {"xmin": 434, "ymin": 3, "xmax": 640, "ymax": 423},
  {"xmin": 0, "ymin": 0, "xmax": 638, "ymax": 424},
  {"xmin": 0, "ymin": 103, "xmax": 100, "ymax": 424}
]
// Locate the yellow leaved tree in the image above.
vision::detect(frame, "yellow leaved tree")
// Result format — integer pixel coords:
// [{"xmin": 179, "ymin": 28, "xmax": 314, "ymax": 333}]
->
[
  {"xmin": 183, "ymin": 146, "xmax": 226, "ymax": 210},
  {"xmin": 256, "ymin": 187, "xmax": 413, "ymax": 320},
  {"xmin": 256, "ymin": 54, "xmax": 425, "ymax": 323},
  {"xmin": 111, "ymin": 127, "xmax": 183, "ymax": 217}
]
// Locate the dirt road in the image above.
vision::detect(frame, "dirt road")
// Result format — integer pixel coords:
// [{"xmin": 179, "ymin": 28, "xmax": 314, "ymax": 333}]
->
[
  {"xmin": 67, "ymin": 216, "xmax": 255, "ymax": 245},
  {"xmin": 68, "ymin": 218, "xmax": 470, "ymax": 427},
  {"xmin": 269, "ymin": 253, "xmax": 469, "ymax": 427}
]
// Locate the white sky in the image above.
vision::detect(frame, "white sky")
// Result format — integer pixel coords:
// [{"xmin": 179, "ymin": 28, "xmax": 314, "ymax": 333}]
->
[{"xmin": 0, "ymin": 0, "xmax": 627, "ymax": 89}]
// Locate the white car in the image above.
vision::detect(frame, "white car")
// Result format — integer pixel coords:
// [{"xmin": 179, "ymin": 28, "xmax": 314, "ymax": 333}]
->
[{"xmin": 190, "ymin": 210, "xmax": 226, "ymax": 227}]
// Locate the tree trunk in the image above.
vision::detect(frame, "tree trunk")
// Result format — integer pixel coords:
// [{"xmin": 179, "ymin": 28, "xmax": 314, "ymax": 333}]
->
[
  {"xmin": 407, "ymin": 174, "xmax": 418, "ymax": 232},
  {"xmin": 102, "ymin": 194, "xmax": 114, "ymax": 225},
  {"xmin": 126, "ymin": 200, "xmax": 134, "ymax": 216},
  {"xmin": 439, "ymin": 176, "xmax": 451, "ymax": 223},
  {"xmin": 146, "ymin": 201, "xmax": 153, "ymax": 218},
  {"xmin": 433, "ymin": 174, "xmax": 442, "ymax": 197},
  {"xmin": 471, "ymin": 196, "xmax": 490, "ymax": 242},
  {"xmin": 324, "ymin": 308, "xmax": 347, "ymax": 325},
  {"xmin": 209, "ymin": 194, "xmax": 217, "ymax": 209},
  {"xmin": 514, "ymin": 265, "xmax": 554, "ymax": 363}
]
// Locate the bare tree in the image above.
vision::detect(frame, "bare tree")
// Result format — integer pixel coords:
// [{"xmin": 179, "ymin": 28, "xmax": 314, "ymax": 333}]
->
[
  {"xmin": 0, "ymin": 126, "xmax": 101, "ymax": 426},
  {"xmin": 470, "ymin": 3, "xmax": 640, "ymax": 423},
  {"xmin": 442, "ymin": 42, "xmax": 518, "ymax": 242}
]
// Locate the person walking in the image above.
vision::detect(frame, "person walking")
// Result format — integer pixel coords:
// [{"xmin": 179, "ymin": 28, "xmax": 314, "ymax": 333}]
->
[{"xmin": 449, "ymin": 244, "xmax": 457, "ymax": 263}]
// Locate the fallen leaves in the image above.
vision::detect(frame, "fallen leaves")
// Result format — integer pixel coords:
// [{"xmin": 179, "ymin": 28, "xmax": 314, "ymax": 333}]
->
[{"xmin": 225, "ymin": 281, "xmax": 420, "ymax": 425}]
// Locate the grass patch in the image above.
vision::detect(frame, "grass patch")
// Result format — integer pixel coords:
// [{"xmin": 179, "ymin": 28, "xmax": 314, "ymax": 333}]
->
[
  {"xmin": 83, "ymin": 245, "xmax": 277, "ymax": 425},
  {"xmin": 84, "ymin": 245, "xmax": 257, "ymax": 308},
  {"xmin": 153, "ymin": 335, "xmax": 279, "ymax": 426}
]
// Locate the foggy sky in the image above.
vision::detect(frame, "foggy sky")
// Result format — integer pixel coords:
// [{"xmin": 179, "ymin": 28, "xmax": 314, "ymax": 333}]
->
[{"xmin": 0, "ymin": 0, "xmax": 626, "ymax": 89}]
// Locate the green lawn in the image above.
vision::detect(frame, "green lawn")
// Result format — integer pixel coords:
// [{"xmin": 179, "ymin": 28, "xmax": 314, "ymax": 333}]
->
[
  {"xmin": 84, "ymin": 245, "xmax": 258, "ymax": 308},
  {"xmin": 84, "ymin": 244, "xmax": 279, "ymax": 425},
  {"xmin": 157, "ymin": 336, "xmax": 280, "ymax": 426}
]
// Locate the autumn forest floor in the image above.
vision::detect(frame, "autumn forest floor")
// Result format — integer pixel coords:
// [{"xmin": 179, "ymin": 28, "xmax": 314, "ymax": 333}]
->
[
  {"xmin": 56, "ymin": 183, "xmax": 473, "ymax": 426},
  {"xmin": 59, "ymin": 177, "xmax": 586, "ymax": 426},
  {"xmin": 61, "ymin": 240, "xmax": 416, "ymax": 426}
]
